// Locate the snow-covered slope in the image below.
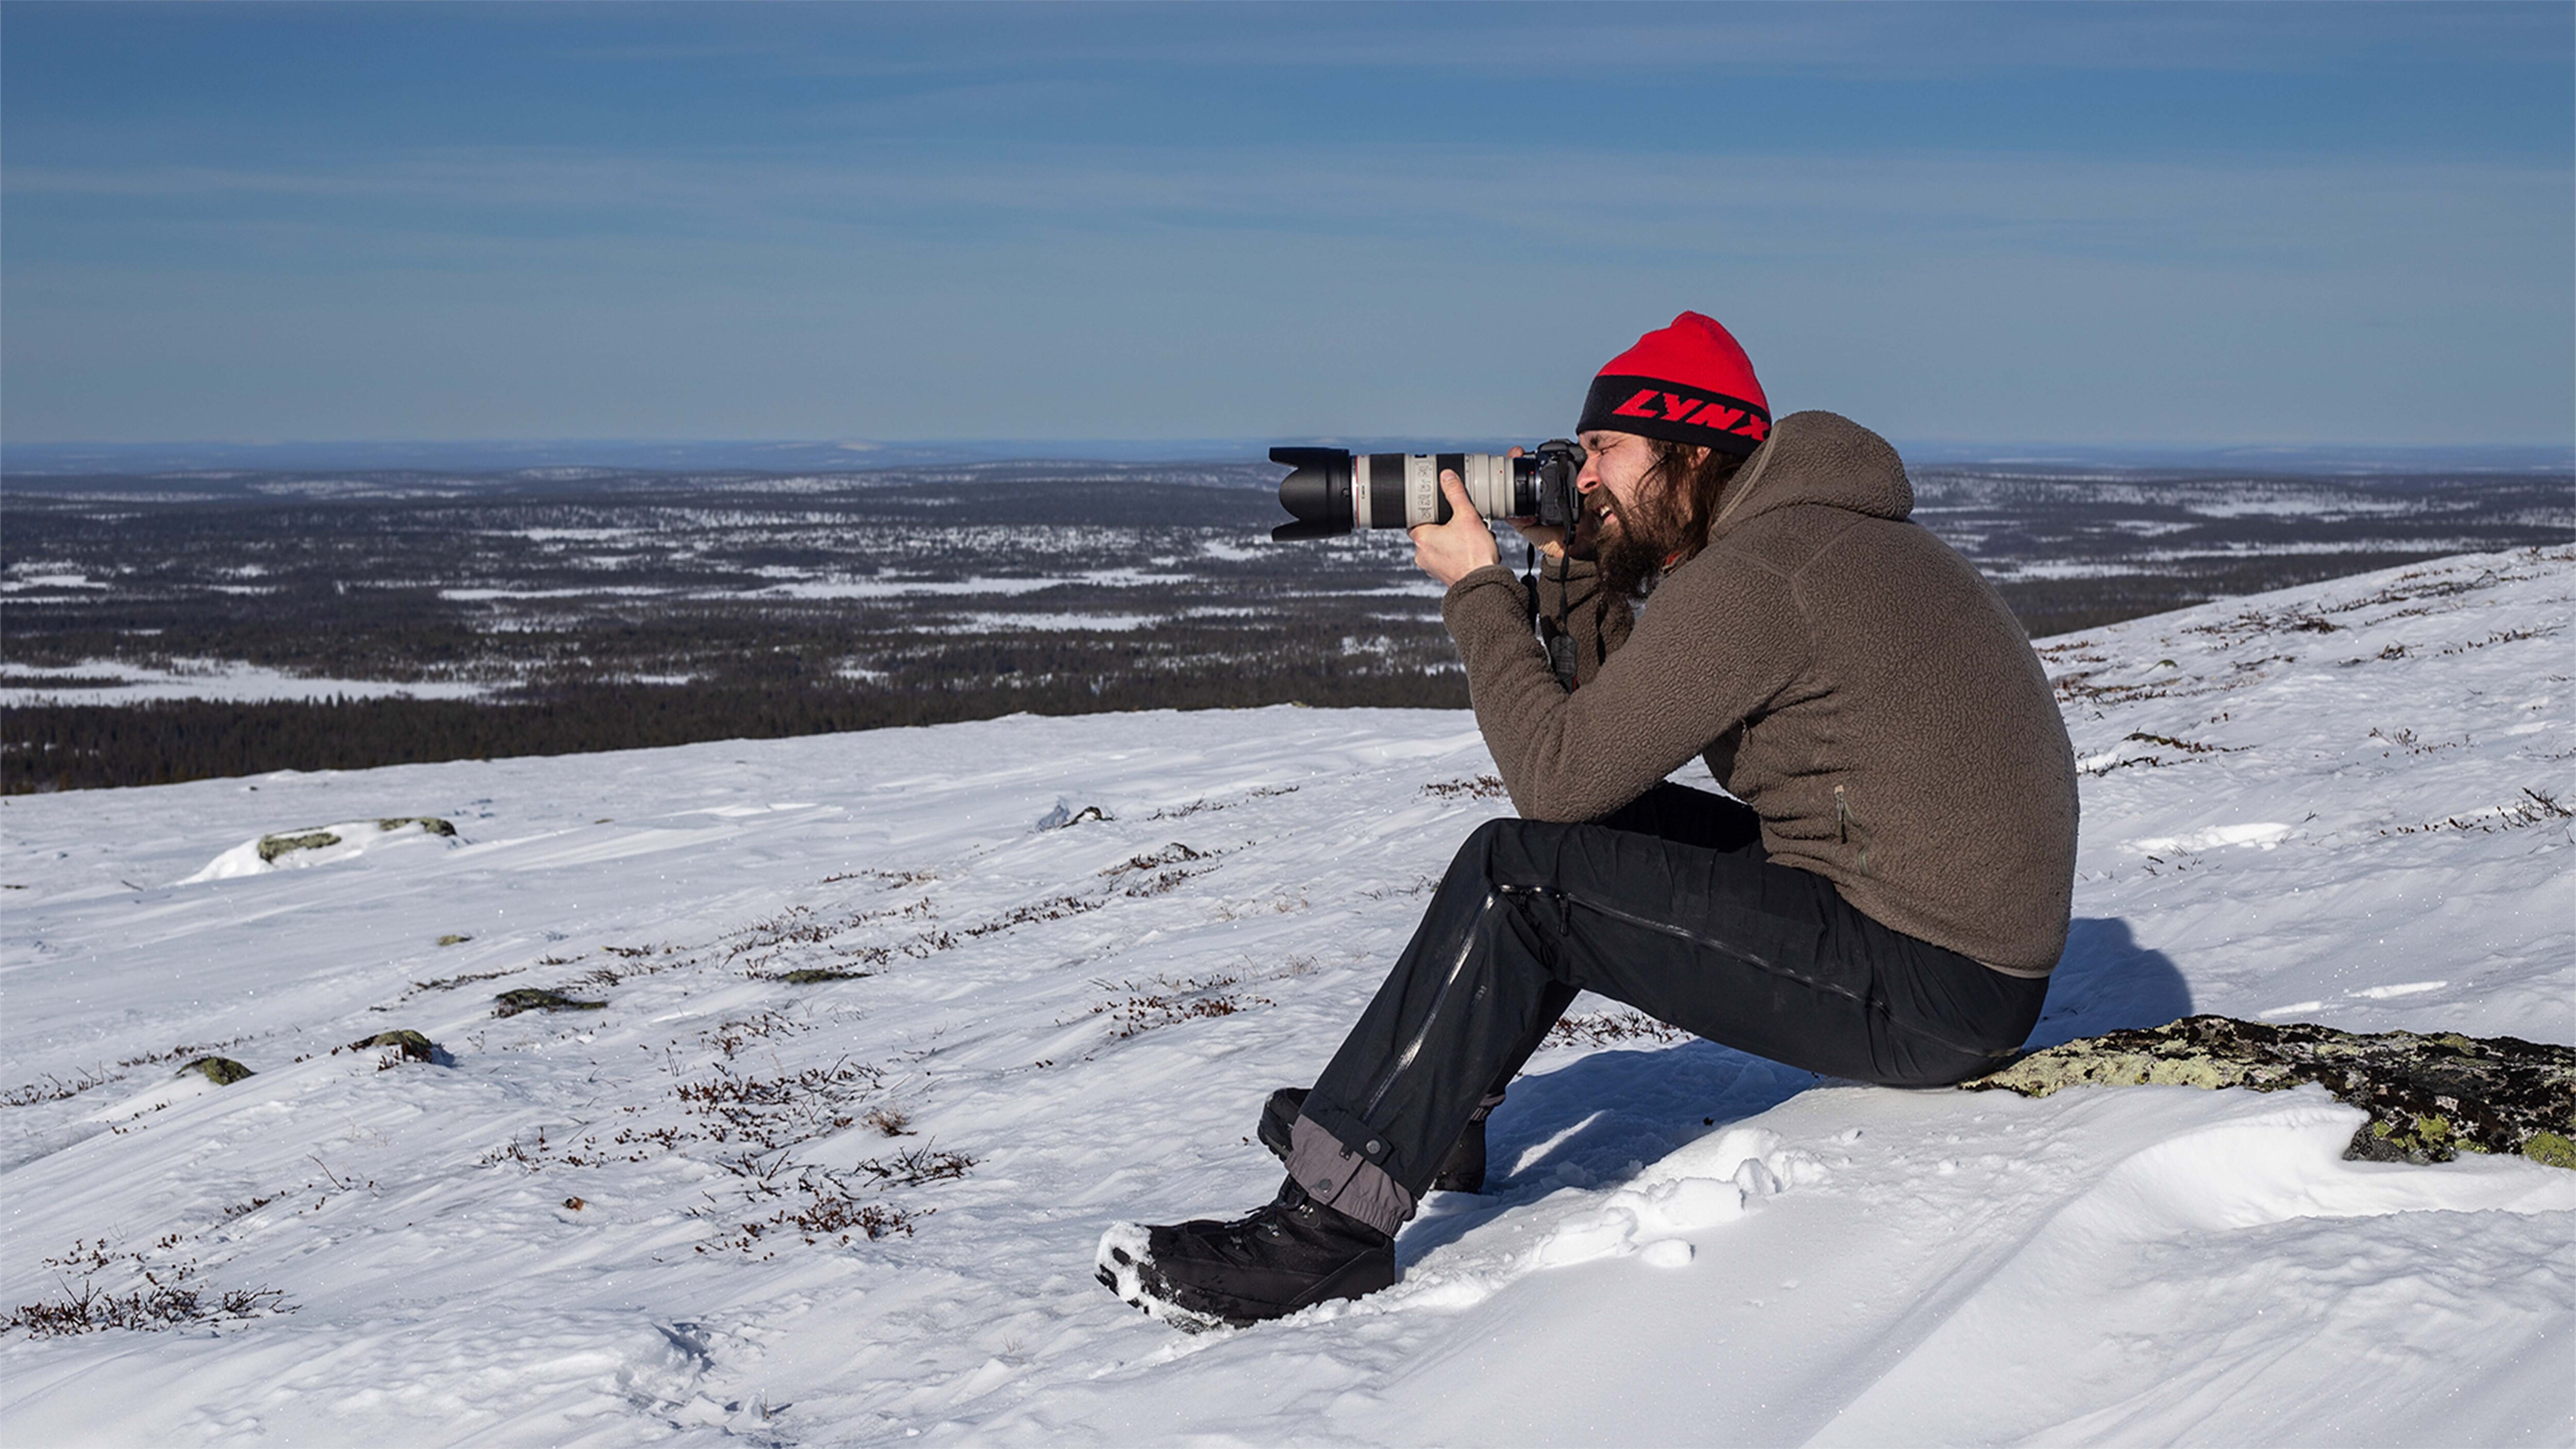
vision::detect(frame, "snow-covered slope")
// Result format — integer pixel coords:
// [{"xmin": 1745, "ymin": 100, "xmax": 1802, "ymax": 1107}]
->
[{"xmin": 3, "ymin": 546, "xmax": 2570, "ymax": 1447}]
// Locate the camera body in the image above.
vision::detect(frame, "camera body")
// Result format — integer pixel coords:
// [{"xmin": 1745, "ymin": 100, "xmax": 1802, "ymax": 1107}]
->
[{"xmin": 1269, "ymin": 440, "xmax": 1585, "ymax": 542}]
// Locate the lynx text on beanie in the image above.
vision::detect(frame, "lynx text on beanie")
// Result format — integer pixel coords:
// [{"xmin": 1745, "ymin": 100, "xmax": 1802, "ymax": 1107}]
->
[{"xmin": 1576, "ymin": 312, "xmax": 1770, "ymax": 456}]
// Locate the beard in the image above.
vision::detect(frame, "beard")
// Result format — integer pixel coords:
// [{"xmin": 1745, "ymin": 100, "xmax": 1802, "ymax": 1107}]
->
[{"xmin": 1592, "ymin": 489, "xmax": 1687, "ymax": 601}]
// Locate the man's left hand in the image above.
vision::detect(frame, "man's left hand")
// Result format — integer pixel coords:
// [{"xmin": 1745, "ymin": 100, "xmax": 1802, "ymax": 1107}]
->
[{"xmin": 1409, "ymin": 471, "xmax": 1501, "ymax": 588}]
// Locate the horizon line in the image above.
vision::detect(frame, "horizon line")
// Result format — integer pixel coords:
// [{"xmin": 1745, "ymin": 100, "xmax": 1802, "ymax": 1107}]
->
[{"xmin": 6, "ymin": 435, "xmax": 2571, "ymax": 478}]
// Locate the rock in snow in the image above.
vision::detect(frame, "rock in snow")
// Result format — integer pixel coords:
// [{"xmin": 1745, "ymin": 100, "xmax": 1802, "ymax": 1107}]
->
[
  {"xmin": 492, "ymin": 987, "xmax": 610, "ymax": 1018},
  {"xmin": 176, "ymin": 1056, "xmax": 256, "ymax": 1087},
  {"xmin": 342, "ymin": 1030, "xmax": 440, "ymax": 1065},
  {"xmin": 1, "ymin": 545, "xmax": 2570, "ymax": 1445},
  {"xmin": 182, "ymin": 815, "xmax": 461, "ymax": 883}
]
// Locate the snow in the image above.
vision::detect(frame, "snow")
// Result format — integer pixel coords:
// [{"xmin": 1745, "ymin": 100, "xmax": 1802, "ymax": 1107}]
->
[
  {"xmin": 948, "ymin": 612, "xmax": 1162, "ymax": 633},
  {"xmin": 438, "ymin": 587, "xmax": 674, "ymax": 602},
  {"xmin": 757, "ymin": 568, "xmax": 1195, "ymax": 600},
  {"xmin": 181, "ymin": 817, "xmax": 461, "ymax": 883},
  {"xmin": 2125, "ymin": 822, "xmax": 2295, "ymax": 855},
  {"xmin": 0, "ymin": 572, "xmax": 110, "ymax": 593},
  {"xmin": 1, "ymin": 545, "xmax": 2570, "ymax": 1446},
  {"xmin": 0, "ymin": 658, "xmax": 494, "ymax": 707}
]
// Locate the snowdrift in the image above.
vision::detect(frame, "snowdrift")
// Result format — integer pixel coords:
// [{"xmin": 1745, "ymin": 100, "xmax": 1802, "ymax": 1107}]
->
[
  {"xmin": 181, "ymin": 815, "xmax": 460, "ymax": 883},
  {"xmin": 1, "ymin": 546, "xmax": 2569, "ymax": 1446}
]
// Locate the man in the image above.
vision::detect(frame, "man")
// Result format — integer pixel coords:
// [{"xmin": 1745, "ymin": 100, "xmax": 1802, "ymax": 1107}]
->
[{"xmin": 1096, "ymin": 312, "xmax": 2078, "ymax": 1331}]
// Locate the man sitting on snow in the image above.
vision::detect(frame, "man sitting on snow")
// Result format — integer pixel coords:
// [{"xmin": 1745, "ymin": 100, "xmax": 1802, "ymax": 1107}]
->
[{"xmin": 1097, "ymin": 311, "xmax": 2079, "ymax": 1330}]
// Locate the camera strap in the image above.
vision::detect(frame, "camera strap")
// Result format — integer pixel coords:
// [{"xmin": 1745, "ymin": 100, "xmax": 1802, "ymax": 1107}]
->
[{"xmin": 1525, "ymin": 543, "xmax": 1581, "ymax": 691}]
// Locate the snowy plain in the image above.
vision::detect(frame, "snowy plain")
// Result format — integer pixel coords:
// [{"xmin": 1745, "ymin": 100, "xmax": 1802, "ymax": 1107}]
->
[
  {"xmin": 1, "ymin": 546, "xmax": 2571, "ymax": 1446},
  {"xmin": 0, "ymin": 658, "xmax": 494, "ymax": 709}
]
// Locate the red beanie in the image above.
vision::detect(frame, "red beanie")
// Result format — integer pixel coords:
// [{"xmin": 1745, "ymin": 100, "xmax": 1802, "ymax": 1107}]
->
[{"xmin": 1575, "ymin": 312, "xmax": 1770, "ymax": 456}]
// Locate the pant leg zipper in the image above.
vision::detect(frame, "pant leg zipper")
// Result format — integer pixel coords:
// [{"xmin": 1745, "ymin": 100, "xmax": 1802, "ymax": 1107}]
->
[
  {"xmin": 1357, "ymin": 890, "xmax": 1497, "ymax": 1122},
  {"xmin": 1557, "ymin": 887, "xmax": 1999, "ymax": 1058},
  {"xmin": 1549, "ymin": 888, "xmax": 1860, "ymax": 1004}
]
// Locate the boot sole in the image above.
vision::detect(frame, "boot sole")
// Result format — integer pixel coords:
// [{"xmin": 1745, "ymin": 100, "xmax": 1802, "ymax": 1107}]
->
[
  {"xmin": 1093, "ymin": 1223, "xmax": 1396, "ymax": 1333},
  {"xmin": 1094, "ymin": 1225, "xmax": 1230, "ymax": 1334}
]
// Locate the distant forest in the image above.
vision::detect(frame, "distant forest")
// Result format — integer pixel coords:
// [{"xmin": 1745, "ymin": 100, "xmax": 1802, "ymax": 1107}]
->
[
  {"xmin": 5, "ymin": 462, "xmax": 2567, "ymax": 792},
  {"xmin": 5, "ymin": 673, "xmax": 1465, "ymax": 794}
]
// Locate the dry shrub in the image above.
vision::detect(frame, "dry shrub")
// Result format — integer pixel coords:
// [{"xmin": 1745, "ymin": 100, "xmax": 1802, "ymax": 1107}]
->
[
  {"xmin": 2381, "ymin": 787, "xmax": 2575, "ymax": 837},
  {"xmin": 707, "ymin": 1009, "xmax": 808, "ymax": 1060},
  {"xmin": 783, "ymin": 1194, "xmax": 918, "ymax": 1241},
  {"xmin": 676, "ymin": 1058, "xmax": 883, "ymax": 1155},
  {"xmin": 1104, "ymin": 843, "xmax": 1218, "ymax": 897},
  {"xmin": 409, "ymin": 967, "xmax": 515, "ymax": 994},
  {"xmin": 961, "ymin": 895, "xmax": 1102, "ymax": 937},
  {"xmin": 114, "ymin": 1041, "xmax": 241, "ymax": 1069},
  {"xmin": 1104, "ymin": 842, "xmax": 1212, "ymax": 876},
  {"xmin": 1092, "ymin": 971, "xmax": 1275, "ymax": 1038},
  {"xmin": 699, "ymin": 1185, "xmax": 923, "ymax": 1256},
  {"xmin": 856, "ymin": 1145, "xmax": 975, "ymax": 1186},
  {"xmin": 2, "ymin": 1066, "xmax": 114, "ymax": 1108},
  {"xmin": 1147, "ymin": 784, "xmax": 1298, "ymax": 821},
  {"xmin": 5, "ymin": 1239, "xmax": 290, "ymax": 1338},
  {"xmin": 822, "ymin": 867, "xmax": 940, "ymax": 887}
]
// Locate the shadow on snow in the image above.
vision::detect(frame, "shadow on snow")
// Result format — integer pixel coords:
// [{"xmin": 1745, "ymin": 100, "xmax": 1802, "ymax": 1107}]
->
[{"xmin": 1395, "ymin": 916, "xmax": 2189, "ymax": 1265}]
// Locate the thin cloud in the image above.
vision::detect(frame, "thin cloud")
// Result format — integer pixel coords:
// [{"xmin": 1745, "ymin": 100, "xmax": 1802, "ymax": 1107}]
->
[
  {"xmin": 555, "ymin": 3, "xmax": 2568, "ymax": 81},
  {"xmin": 12, "ymin": 143, "xmax": 2561, "ymax": 276}
]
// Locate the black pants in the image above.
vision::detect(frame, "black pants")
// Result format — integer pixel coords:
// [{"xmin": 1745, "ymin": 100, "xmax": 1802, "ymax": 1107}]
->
[{"xmin": 1292, "ymin": 785, "xmax": 2047, "ymax": 1229}]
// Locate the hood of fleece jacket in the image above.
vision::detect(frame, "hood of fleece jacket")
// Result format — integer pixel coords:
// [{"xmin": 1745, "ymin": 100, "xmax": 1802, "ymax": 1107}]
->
[{"xmin": 1706, "ymin": 410, "xmax": 1912, "ymax": 540}]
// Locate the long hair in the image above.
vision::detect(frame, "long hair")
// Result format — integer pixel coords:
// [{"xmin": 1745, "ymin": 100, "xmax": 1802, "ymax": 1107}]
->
[{"xmin": 1647, "ymin": 440, "xmax": 1748, "ymax": 567}]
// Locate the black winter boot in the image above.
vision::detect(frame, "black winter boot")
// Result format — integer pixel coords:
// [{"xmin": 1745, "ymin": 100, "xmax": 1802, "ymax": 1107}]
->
[
  {"xmin": 1433, "ymin": 1100, "xmax": 1489, "ymax": 1194},
  {"xmin": 1095, "ymin": 1177, "xmax": 1396, "ymax": 1332},
  {"xmin": 1257, "ymin": 1086, "xmax": 1492, "ymax": 1195}
]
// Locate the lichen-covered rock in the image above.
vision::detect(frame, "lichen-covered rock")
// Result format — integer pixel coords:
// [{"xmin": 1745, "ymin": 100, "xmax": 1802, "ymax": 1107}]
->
[
  {"xmin": 2523, "ymin": 1132, "xmax": 2576, "ymax": 1170},
  {"xmin": 344, "ymin": 1030, "xmax": 438, "ymax": 1063},
  {"xmin": 180, "ymin": 1056, "xmax": 255, "ymax": 1086},
  {"xmin": 779, "ymin": 968, "xmax": 868, "ymax": 984},
  {"xmin": 377, "ymin": 817, "xmax": 456, "ymax": 837},
  {"xmin": 1967, "ymin": 1015, "xmax": 2576, "ymax": 1169},
  {"xmin": 435, "ymin": 934, "xmax": 472, "ymax": 947},
  {"xmin": 256, "ymin": 830, "xmax": 341, "ymax": 864},
  {"xmin": 494, "ymin": 988, "xmax": 606, "ymax": 1018}
]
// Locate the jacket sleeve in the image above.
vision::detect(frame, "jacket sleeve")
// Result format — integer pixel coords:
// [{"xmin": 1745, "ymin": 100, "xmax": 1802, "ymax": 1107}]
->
[
  {"xmin": 1533, "ymin": 553, "xmax": 1634, "ymax": 688},
  {"xmin": 1440, "ymin": 547, "xmax": 1810, "ymax": 822}
]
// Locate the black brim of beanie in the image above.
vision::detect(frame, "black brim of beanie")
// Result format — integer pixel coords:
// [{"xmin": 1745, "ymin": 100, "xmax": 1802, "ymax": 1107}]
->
[{"xmin": 1577, "ymin": 374, "xmax": 1770, "ymax": 456}]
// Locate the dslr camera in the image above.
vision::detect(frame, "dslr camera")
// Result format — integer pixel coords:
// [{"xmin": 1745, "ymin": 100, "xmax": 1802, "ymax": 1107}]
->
[{"xmin": 1268, "ymin": 440, "xmax": 1586, "ymax": 543}]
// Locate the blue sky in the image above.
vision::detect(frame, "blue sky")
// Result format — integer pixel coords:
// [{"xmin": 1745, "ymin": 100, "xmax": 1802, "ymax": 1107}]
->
[{"xmin": 4, "ymin": 2, "xmax": 2569, "ymax": 450}]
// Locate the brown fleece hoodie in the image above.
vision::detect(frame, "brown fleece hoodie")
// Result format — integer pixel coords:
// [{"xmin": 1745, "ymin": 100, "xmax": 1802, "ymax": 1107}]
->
[{"xmin": 1441, "ymin": 411, "xmax": 2077, "ymax": 975}]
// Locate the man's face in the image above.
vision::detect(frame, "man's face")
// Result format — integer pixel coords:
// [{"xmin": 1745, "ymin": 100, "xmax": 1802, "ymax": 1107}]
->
[
  {"xmin": 1566, "ymin": 427, "xmax": 1710, "ymax": 597},
  {"xmin": 1573, "ymin": 429, "xmax": 1681, "ymax": 594},
  {"xmin": 1573, "ymin": 429, "xmax": 1665, "ymax": 549}
]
